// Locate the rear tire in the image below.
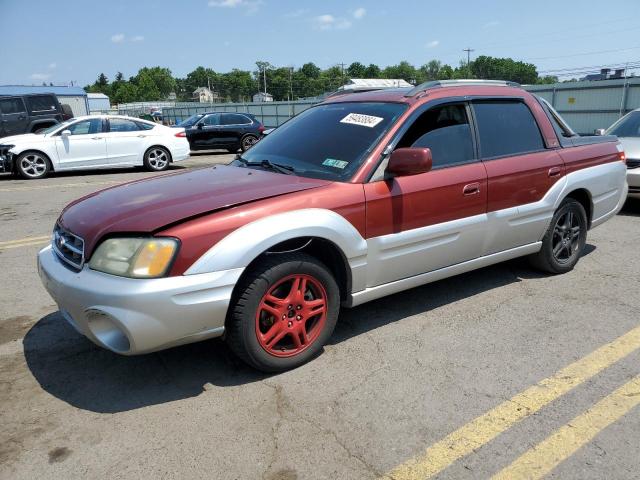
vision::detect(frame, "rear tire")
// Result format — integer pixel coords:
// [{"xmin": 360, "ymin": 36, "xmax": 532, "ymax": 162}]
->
[
  {"xmin": 529, "ymin": 198, "xmax": 587, "ymax": 274},
  {"xmin": 240, "ymin": 134, "xmax": 258, "ymax": 152},
  {"xmin": 225, "ymin": 252, "xmax": 340, "ymax": 372},
  {"xmin": 15, "ymin": 151, "xmax": 51, "ymax": 180},
  {"xmin": 143, "ymin": 146, "xmax": 170, "ymax": 172}
]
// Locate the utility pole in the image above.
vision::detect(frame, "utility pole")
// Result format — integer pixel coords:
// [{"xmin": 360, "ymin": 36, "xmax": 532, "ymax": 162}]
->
[
  {"xmin": 288, "ymin": 66, "xmax": 294, "ymax": 102},
  {"xmin": 463, "ymin": 47, "xmax": 474, "ymax": 67},
  {"xmin": 338, "ymin": 62, "xmax": 346, "ymax": 86}
]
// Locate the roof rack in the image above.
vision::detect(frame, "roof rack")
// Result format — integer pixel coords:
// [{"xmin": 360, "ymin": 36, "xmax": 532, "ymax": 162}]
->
[
  {"xmin": 405, "ymin": 79, "xmax": 521, "ymax": 97},
  {"xmin": 326, "ymin": 86, "xmax": 404, "ymax": 98}
]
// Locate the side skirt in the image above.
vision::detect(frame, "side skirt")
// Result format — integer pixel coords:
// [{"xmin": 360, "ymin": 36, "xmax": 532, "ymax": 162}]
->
[{"xmin": 345, "ymin": 242, "xmax": 541, "ymax": 307}]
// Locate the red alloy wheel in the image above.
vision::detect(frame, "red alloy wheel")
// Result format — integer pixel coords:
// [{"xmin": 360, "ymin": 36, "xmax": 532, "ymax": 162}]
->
[{"xmin": 255, "ymin": 274, "xmax": 328, "ymax": 358}]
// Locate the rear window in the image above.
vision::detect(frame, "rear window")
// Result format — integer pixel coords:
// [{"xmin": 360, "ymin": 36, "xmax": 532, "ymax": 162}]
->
[
  {"xmin": 0, "ymin": 97, "xmax": 26, "ymax": 114},
  {"xmin": 473, "ymin": 101, "xmax": 545, "ymax": 158},
  {"xmin": 109, "ymin": 118, "xmax": 142, "ymax": 132},
  {"xmin": 608, "ymin": 111, "xmax": 640, "ymax": 138},
  {"xmin": 26, "ymin": 95, "xmax": 58, "ymax": 113},
  {"xmin": 237, "ymin": 102, "xmax": 406, "ymax": 181}
]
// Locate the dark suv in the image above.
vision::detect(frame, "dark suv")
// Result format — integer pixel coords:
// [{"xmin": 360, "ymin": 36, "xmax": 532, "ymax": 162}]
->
[
  {"xmin": 177, "ymin": 112, "xmax": 264, "ymax": 152},
  {"xmin": 0, "ymin": 94, "xmax": 68, "ymax": 138}
]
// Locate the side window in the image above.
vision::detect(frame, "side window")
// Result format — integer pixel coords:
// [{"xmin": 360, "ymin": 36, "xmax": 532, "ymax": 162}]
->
[
  {"xmin": 135, "ymin": 121, "xmax": 155, "ymax": 130},
  {"xmin": 26, "ymin": 95, "xmax": 57, "ymax": 112},
  {"xmin": 537, "ymin": 97, "xmax": 576, "ymax": 139},
  {"xmin": 0, "ymin": 98, "xmax": 26, "ymax": 114},
  {"xmin": 396, "ymin": 103, "xmax": 475, "ymax": 169},
  {"xmin": 109, "ymin": 118, "xmax": 142, "ymax": 132},
  {"xmin": 203, "ymin": 114, "xmax": 220, "ymax": 126},
  {"xmin": 473, "ymin": 101, "xmax": 545, "ymax": 158},
  {"xmin": 221, "ymin": 113, "xmax": 251, "ymax": 125},
  {"xmin": 66, "ymin": 119, "xmax": 102, "ymax": 135}
]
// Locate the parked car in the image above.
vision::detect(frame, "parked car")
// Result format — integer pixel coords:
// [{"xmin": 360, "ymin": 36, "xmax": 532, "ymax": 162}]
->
[
  {"xmin": 600, "ymin": 108, "xmax": 640, "ymax": 198},
  {"xmin": 0, "ymin": 93, "xmax": 66, "ymax": 138},
  {"xmin": 177, "ymin": 112, "xmax": 264, "ymax": 152},
  {"xmin": 37, "ymin": 80, "xmax": 628, "ymax": 372},
  {"xmin": 0, "ymin": 115, "xmax": 189, "ymax": 179}
]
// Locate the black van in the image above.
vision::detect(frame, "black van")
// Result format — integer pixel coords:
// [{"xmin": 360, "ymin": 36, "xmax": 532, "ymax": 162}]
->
[{"xmin": 0, "ymin": 94, "xmax": 68, "ymax": 138}]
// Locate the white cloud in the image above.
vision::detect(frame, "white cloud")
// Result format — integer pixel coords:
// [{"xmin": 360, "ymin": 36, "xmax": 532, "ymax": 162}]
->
[
  {"xmin": 30, "ymin": 73, "xmax": 51, "ymax": 81},
  {"xmin": 131, "ymin": 35, "xmax": 145, "ymax": 42},
  {"xmin": 353, "ymin": 7, "xmax": 366, "ymax": 19},
  {"xmin": 111, "ymin": 33, "xmax": 125, "ymax": 43},
  {"xmin": 208, "ymin": 0, "xmax": 262, "ymax": 13},
  {"xmin": 483, "ymin": 20, "xmax": 500, "ymax": 28},
  {"xmin": 48, "ymin": 62, "xmax": 57, "ymax": 69},
  {"xmin": 314, "ymin": 14, "xmax": 352, "ymax": 30},
  {"xmin": 426, "ymin": 40, "xmax": 440, "ymax": 48}
]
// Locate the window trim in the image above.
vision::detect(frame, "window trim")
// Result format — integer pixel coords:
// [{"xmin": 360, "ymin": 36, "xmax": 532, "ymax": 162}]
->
[
  {"xmin": 470, "ymin": 99, "xmax": 548, "ymax": 162},
  {"xmin": 367, "ymin": 98, "xmax": 480, "ymax": 182},
  {"xmin": 0, "ymin": 97, "xmax": 27, "ymax": 115}
]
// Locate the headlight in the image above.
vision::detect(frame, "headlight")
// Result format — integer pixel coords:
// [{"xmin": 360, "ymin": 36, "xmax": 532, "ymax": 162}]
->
[{"xmin": 89, "ymin": 237, "xmax": 178, "ymax": 278}]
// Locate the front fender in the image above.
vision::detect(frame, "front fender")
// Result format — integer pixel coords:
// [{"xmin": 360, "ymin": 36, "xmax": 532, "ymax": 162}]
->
[{"xmin": 184, "ymin": 208, "xmax": 368, "ymax": 291}]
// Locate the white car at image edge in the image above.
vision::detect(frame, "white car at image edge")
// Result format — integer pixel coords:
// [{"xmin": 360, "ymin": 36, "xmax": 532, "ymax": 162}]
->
[{"xmin": 0, "ymin": 115, "xmax": 190, "ymax": 179}]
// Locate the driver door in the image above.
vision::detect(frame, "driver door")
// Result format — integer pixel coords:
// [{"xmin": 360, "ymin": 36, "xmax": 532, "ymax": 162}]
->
[
  {"xmin": 54, "ymin": 118, "xmax": 108, "ymax": 169},
  {"xmin": 191, "ymin": 114, "xmax": 220, "ymax": 149},
  {"xmin": 364, "ymin": 103, "xmax": 488, "ymax": 287}
]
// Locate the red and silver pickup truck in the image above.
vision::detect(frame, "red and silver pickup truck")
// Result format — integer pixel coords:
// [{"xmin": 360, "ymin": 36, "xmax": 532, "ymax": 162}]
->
[{"xmin": 37, "ymin": 80, "xmax": 628, "ymax": 372}]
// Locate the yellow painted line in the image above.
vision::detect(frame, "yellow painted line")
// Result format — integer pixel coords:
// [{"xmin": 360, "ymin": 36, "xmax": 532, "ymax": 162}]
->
[
  {"xmin": 0, "ymin": 235, "xmax": 50, "ymax": 250},
  {"xmin": 385, "ymin": 325, "xmax": 640, "ymax": 480},
  {"xmin": 492, "ymin": 375, "xmax": 640, "ymax": 480},
  {"xmin": 0, "ymin": 180, "xmax": 120, "ymax": 192}
]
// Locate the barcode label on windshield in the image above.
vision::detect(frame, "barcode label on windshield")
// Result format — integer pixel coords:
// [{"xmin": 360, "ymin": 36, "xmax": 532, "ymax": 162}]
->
[{"xmin": 340, "ymin": 113, "xmax": 384, "ymax": 128}]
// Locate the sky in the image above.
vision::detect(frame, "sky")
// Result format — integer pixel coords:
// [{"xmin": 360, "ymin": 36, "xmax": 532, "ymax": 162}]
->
[{"xmin": 1, "ymin": 0, "xmax": 639, "ymax": 86}]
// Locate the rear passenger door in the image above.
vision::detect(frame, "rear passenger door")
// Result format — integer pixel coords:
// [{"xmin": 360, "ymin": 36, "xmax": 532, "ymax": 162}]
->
[
  {"xmin": 364, "ymin": 103, "xmax": 488, "ymax": 287},
  {"xmin": 104, "ymin": 118, "xmax": 149, "ymax": 165},
  {"xmin": 219, "ymin": 113, "xmax": 252, "ymax": 147},
  {"xmin": 0, "ymin": 97, "xmax": 29, "ymax": 136},
  {"xmin": 472, "ymin": 99, "xmax": 565, "ymax": 254}
]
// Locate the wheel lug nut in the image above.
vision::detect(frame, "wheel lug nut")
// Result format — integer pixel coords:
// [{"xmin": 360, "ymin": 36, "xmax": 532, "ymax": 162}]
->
[
  {"xmin": 288, "ymin": 321, "xmax": 292, "ymax": 327},
  {"xmin": 296, "ymin": 305, "xmax": 302, "ymax": 310},
  {"xmin": 288, "ymin": 305, "xmax": 293, "ymax": 310},
  {"xmin": 282, "ymin": 314, "xmax": 286, "ymax": 319},
  {"xmin": 296, "ymin": 315, "xmax": 302, "ymax": 320}
]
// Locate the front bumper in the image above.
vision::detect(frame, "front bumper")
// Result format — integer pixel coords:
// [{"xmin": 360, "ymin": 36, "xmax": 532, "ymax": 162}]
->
[
  {"xmin": 37, "ymin": 245, "xmax": 243, "ymax": 355},
  {"xmin": 628, "ymin": 167, "xmax": 640, "ymax": 197},
  {"xmin": 0, "ymin": 148, "xmax": 15, "ymax": 173}
]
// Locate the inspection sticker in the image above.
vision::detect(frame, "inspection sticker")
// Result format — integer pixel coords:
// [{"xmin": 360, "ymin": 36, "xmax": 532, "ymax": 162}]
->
[
  {"xmin": 322, "ymin": 158, "xmax": 349, "ymax": 169},
  {"xmin": 340, "ymin": 113, "xmax": 384, "ymax": 128}
]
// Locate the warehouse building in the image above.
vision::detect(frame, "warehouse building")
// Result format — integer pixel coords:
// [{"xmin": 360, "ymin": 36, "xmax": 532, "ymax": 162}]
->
[
  {"xmin": 87, "ymin": 92, "xmax": 111, "ymax": 113},
  {"xmin": 0, "ymin": 85, "xmax": 89, "ymax": 117}
]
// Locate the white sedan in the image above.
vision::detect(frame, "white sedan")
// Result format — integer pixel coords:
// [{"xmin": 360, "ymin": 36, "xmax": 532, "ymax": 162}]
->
[{"xmin": 0, "ymin": 115, "xmax": 190, "ymax": 179}]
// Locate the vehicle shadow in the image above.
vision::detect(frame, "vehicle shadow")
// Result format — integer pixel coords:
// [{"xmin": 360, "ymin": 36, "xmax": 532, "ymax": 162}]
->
[
  {"xmin": 619, "ymin": 197, "xmax": 640, "ymax": 216},
  {"xmin": 23, "ymin": 250, "xmax": 594, "ymax": 414},
  {"xmin": 0, "ymin": 165, "xmax": 189, "ymax": 182}
]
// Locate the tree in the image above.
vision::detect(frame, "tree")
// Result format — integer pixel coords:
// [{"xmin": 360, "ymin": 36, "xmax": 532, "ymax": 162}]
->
[
  {"xmin": 364, "ymin": 64, "xmax": 381, "ymax": 78},
  {"xmin": 470, "ymin": 56, "xmax": 538, "ymax": 84},
  {"xmin": 382, "ymin": 61, "xmax": 417, "ymax": 83},
  {"xmin": 418, "ymin": 60, "xmax": 442, "ymax": 82},
  {"xmin": 347, "ymin": 62, "xmax": 367, "ymax": 78},
  {"xmin": 97, "ymin": 73, "xmax": 108, "ymax": 87},
  {"xmin": 111, "ymin": 82, "xmax": 139, "ymax": 104},
  {"xmin": 134, "ymin": 67, "xmax": 176, "ymax": 99},
  {"xmin": 183, "ymin": 66, "xmax": 217, "ymax": 96},
  {"xmin": 299, "ymin": 62, "xmax": 321, "ymax": 79}
]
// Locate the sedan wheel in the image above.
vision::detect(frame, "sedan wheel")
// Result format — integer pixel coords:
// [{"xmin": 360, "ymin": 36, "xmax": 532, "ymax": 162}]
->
[
  {"xmin": 144, "ymin": 147, "xmax": 170, "ymax": 171},
  {"xmin": 16, "ymin": 152, "xmax": 50, "ymax": 179}
]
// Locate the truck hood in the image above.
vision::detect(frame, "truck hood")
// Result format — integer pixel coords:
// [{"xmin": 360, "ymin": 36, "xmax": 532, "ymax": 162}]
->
[
  {"xmin": 619, "ymin": 137, "xmax": 640, "ymax": 160},
  {"xmin": 59, "ymin": 165, "xmax": 331, "ymax": 256}
]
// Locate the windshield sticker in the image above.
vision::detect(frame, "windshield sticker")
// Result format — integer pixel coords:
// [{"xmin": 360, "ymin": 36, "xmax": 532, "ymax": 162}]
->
[
  {"xmin": 323, "ymin": 158, "xmax": 349, "ymax": 169},
  {"xmin": 340, "ymin": 113, "xmax": 384, "ymax": 128}
]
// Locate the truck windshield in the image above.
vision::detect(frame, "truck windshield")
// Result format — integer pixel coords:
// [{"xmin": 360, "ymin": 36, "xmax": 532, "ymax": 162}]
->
[
  {"xmin": 235, "ymin": 102, "xmax": 407, "ymax": 181},
  {"xmin": 608, "ymin": 111, "xmax": 640, "ymax": 138}
]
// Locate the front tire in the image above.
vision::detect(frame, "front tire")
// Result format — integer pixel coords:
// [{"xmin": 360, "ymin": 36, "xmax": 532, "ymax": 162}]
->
[
  {"xmin": 225, "ymin": 252, "xmax": 340, "ymax": 372},
  {"xmin": 16, "ymin": 151, "xmax": 51, "ymax": 179},
  {"xmin": 143, "ymin": 147, "xmax": 170, "ymax": 171},
  {"xmin": 529, "ymin": 198, "xmax": 588, "ymax": 274}
]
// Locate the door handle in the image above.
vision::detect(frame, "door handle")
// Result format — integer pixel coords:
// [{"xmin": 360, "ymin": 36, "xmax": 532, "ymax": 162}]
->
[
  {"xmin": 463, "ymin": 183, "xmax": 480, "ymax": 196},
  {"xmin": 91, "ymin": 137, "xmax": 103, "ymax": 140},
  {"xmin": 137, "ymin": 135, "xmax": 147, "ymax": 138},
  {"xmin": 548, "ymin": 166, "xmax": 562, "ymax": 177}
]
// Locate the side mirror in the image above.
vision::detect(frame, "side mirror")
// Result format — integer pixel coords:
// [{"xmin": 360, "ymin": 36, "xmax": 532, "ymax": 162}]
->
[
  {"xmin": 197, "ymin": 123, "xmax": 204, "ymax": 129},
  {"xmin": 386, "ymin": 147, "xmax": 433, "ymax": 177},
  {"xmin": 61, "ymin": 129, "xmax": 71, "ymax": 137},
  {"xmin": 594, "ymin": 128, "xmax": 606, "ymax": 136}
]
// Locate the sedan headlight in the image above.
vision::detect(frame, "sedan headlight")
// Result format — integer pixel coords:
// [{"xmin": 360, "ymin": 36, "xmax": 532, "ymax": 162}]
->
[{"xmin": 89, "ymin": 237, "xmax": 179, "ymax": 278}]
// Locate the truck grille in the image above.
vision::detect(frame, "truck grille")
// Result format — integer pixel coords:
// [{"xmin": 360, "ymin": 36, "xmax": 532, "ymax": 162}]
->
[
  {"xmin": 627, "ymin": 158, "xmax": 640, "ymax": 170},
  {"xmin": 53, "ymin": 224, "xmax": 85, "ymax": 270}
]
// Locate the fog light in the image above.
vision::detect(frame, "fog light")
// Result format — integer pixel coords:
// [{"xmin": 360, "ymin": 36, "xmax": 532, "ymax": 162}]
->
[{"xmin": 85, "ymin": 309, "xmax": 131, "ymax": 353}]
